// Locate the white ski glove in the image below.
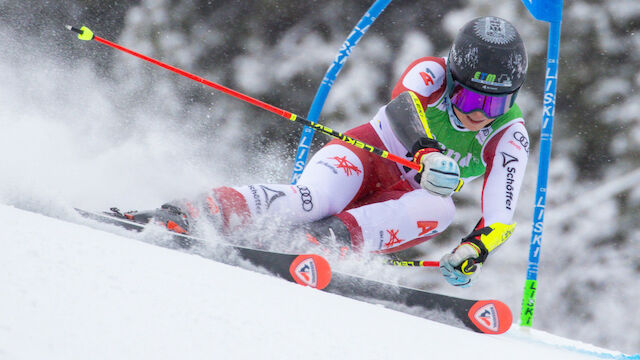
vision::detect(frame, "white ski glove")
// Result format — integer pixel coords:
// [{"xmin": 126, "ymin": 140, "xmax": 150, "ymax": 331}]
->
[
  {"xmin": 410, "ymin": 137, "xmax": 461, "ymax": 197},
  {"xmin": 418, "ymin": 152, "xmax": 461, "ymax": 197},
  {"xmin": 440, "ymin": 222, "xmax": 516, "ymax": 287},
  {"xmin": 440, "ymin": 244, "xmax": 481, "ymax": 287}
]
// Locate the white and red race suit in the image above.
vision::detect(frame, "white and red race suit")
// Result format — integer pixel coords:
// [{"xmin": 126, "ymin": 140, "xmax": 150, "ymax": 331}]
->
[{"xmin": 203, "ymin": 57, "xmax": 529, "ymax": 254}]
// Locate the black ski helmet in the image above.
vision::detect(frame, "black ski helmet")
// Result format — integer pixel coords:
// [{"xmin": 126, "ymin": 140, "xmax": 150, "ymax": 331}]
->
[{"xmin": 448, "ymin": 16, "xmax": 527, "ymax": 95}]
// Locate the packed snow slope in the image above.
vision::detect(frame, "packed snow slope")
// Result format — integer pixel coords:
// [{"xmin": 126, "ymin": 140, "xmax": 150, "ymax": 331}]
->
[{"xmin": 0, "ymin": 204, "xmax": 635, "ymax": 360}]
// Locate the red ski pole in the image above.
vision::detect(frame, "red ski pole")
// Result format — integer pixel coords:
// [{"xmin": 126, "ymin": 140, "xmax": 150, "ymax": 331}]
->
[{"xmin": 66, "ymin": 25, "xmax": 422, "ymax": 173}]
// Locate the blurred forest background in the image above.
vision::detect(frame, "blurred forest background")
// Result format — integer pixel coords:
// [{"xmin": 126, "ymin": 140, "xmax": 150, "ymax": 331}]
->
[{"xmin": 1, "ymin": 0, "xmax": 639, "ymax": 353}]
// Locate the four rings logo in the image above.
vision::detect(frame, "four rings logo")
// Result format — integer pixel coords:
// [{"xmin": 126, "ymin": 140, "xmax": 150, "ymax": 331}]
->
[
  {"xmin": 513, "ymin": 131, "xmax": 529, "ymax": 153},
  {"xmin": 297, "ymin": 185, "xmax": 313, "ymax": 212}
]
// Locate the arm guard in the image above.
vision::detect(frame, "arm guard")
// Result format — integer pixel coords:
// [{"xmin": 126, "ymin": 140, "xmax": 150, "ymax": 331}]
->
[{"xmin": 461, "ymin": 222, "xmax": 516, "ymax": 264}]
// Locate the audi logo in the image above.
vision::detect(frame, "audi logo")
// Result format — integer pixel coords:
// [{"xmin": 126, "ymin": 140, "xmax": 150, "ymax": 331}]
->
[
  {"xmin": 513, "ymin": 131, "xmax": 529, "ymax": 150},
  {"xmin": 297, "ymin": 186, "xmax": 314, "ymax": 212}
]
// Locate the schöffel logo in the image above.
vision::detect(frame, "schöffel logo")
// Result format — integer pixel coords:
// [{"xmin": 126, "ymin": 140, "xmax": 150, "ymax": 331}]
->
[
  {"xmin": 473, "ymin": 303, "xmax": 499, "ymax": 332},
  {"xmin": 501, "ymin": 152, "xmax": 519, "ymax": 167},
  {"xmin": 260, "ymin": 185, "xmax": 285, "ymax": 210},
  {"xmin": 293, "ymin": 257, "xmax": 318, "ymax": 287}
]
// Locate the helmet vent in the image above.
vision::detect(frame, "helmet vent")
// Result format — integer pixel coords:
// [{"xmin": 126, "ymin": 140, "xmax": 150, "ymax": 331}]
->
[{"xmin": 473, "ymin": 17, "xmax": 517, "ymax": 45}]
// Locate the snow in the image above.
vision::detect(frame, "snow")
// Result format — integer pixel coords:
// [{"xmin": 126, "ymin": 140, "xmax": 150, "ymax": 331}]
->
[
  {"xmin": 1, "ymin": 1, "xmax": 640, "ymax": 355},
  {"xmin": 0, "ymin": 204, "xmax": 635, "ymax": 360}
]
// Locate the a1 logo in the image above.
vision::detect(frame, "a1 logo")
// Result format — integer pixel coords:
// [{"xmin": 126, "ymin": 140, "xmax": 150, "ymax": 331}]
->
[{"xmin": 417, "ymin": 221, "xmax": 438, "ymax": 236}]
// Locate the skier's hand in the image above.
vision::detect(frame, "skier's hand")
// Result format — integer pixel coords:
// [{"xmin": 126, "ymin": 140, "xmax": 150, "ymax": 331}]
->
[
  {"xmin": 417, "ymin": 152, "xmax": 460, "ymax": 197},
  {"xmin": 440, "ymin": 243, "xmax": 481, "ymax": 287},
  {"xmin": 411, "ymin": 137, "xmax": 461, "ymax": 197},
  {"xmin": 440, "ymin": 222, "xmax": 516, "ymax": 287}
]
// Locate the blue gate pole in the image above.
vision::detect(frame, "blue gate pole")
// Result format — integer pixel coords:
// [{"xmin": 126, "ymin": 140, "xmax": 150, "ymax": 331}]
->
[
  {"xmin": 519, "ymin": 0, "xmax": 564, "ymax": 328},
  {"xmin": 290, "ymin": 0, "xmax": 393, "ymax": 184}
]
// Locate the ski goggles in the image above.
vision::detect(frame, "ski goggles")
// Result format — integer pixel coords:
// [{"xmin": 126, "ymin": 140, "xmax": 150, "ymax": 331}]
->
[{"xmin": 449, "ymin": 82, "xmax": 518, "ymax": 119}]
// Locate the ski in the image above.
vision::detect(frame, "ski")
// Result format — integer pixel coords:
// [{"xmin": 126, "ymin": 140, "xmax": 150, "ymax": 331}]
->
[
  {"xmin": 324, "ymin": 272, "xmax": 512, "ymax": 334},
  {"xmin": 75, "ymin": 208, "xmax": 512, "ymax": 334},
  {"xmin": 74, "ymin": 208, "xmax": 332, "ymax": 290}
]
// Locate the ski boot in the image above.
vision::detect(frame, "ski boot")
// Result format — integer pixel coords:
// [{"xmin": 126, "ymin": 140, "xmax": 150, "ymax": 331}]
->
[
  {"xmin": 303, "ymin": 216, "xmax": 354, "ymax": 258},
  {"xmin": 110, "ymin": 203, "xmax": 192, "ymax": 235},
  {"xmin": 110, "ymin": 194, "xmax": 225, "ymax": 244}
]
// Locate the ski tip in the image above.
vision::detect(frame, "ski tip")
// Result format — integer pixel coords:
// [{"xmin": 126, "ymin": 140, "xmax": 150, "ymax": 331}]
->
[
  {"xmin": 468, "ymin": 300, "xmax": 513, "ymax": 335},
  {"xmin": 289, "ymin": 254, "xmax": 332, "ymax": 290}
]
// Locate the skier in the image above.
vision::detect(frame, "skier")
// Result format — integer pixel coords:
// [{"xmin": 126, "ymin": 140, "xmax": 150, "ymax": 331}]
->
[{"xmin": 124, "ymin": 16, "xmax": 529, "ymax": 288}]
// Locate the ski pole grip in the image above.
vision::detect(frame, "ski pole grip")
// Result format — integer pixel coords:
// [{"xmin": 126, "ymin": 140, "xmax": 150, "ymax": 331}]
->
[{"xmin": 66, "ymin": 25, "xmax": 94, "ymax": 41}]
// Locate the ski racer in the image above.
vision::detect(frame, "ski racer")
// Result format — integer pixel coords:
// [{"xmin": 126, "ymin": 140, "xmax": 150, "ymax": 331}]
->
[{"xmin": 124, "ymin": 16, "xmax": 530, "ymax": 288}]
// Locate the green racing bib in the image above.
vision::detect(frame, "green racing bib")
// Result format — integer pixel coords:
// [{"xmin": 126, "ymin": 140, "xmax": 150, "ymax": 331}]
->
[{"xmin": 425, "ymin": 102, "xmax": 523, "ymax": 181}]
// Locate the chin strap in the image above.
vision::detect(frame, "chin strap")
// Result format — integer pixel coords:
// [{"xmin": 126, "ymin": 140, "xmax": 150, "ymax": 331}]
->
[
  {"xmin": 444, "ymin": 95, "xmax": 466, "ymax": 129},
  {"xmin": 444, "ymin": 62, "xmax": 465, "ymax": 128}
]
